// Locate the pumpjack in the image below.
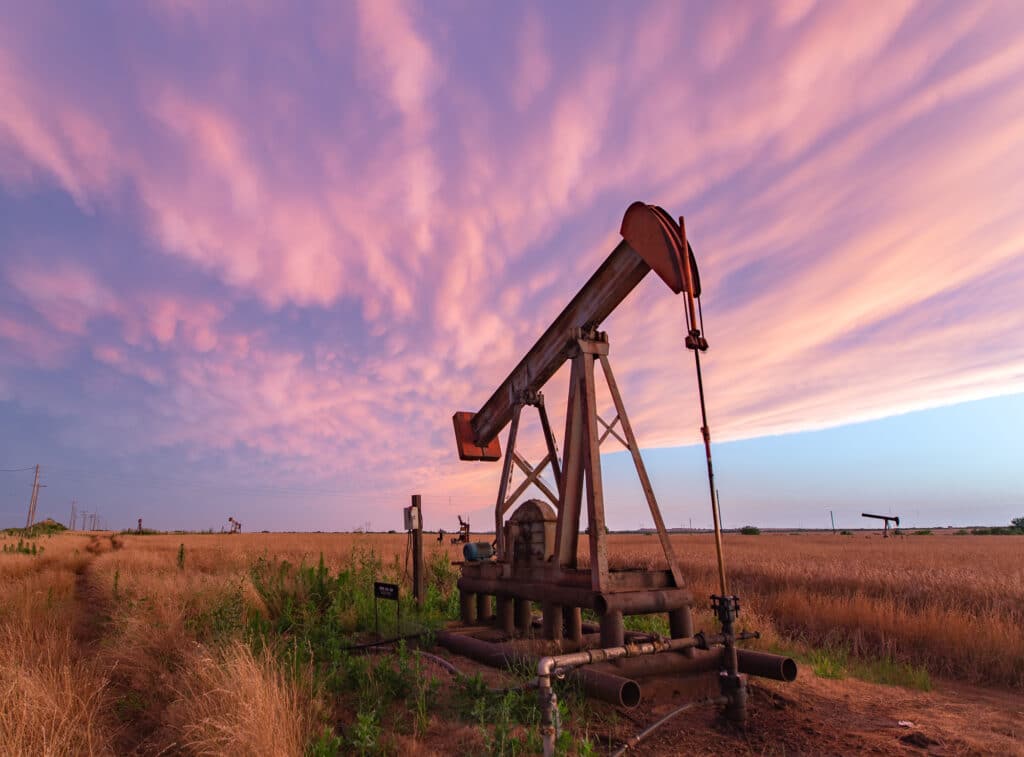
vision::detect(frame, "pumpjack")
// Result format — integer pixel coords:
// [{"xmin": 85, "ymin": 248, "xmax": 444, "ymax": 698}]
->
[
  {"xmin": 862, "ymin": 512, "xmax": 900, "ymax": 537},
  {"xmin": 441, "ymin": 203, "xmax": 797, "ymax": 730}
]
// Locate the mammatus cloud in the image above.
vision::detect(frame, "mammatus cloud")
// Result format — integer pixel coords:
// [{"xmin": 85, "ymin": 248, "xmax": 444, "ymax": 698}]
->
[{"xmin": 0, "ymin": 1, "xmax": 1022, "ymax": 523}]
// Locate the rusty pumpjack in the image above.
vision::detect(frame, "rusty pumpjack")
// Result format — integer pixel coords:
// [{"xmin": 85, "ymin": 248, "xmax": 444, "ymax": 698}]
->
[
  {"xmin": 451, "ymin": 515, "xmax": 471, "ymax": 545},
  {"xmin": 445, "ymin": 203, "xmax": 796, "ymax": 731},
  {"xmin": 438, "ymin": 515, "xmax": 472, "ymax": 545}
]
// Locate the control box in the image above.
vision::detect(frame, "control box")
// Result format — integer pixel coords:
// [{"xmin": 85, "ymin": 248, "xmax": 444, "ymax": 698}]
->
[{"xmin": 403, "ymin": 504, "xmax": 420, "ymax": 531}]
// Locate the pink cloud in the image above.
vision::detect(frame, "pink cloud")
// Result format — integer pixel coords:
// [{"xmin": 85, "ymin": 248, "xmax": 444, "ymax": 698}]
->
[
  {"xmin": 511, "ymin": 9, "xmax": 551, "ymax": 110},
  {"xmin": 0, "ymin": 0, "xmax": 1021, "ymax": 518}
]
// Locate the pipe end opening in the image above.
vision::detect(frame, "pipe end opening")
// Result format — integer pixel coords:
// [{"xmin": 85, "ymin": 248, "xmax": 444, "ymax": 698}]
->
[
  {"xmin": 620, "ymin": 681, "xmax": 641, "ymax": 708},
  {"xmin": 781, "ymin": 658, "xmax": 798, "ymax": 682}
]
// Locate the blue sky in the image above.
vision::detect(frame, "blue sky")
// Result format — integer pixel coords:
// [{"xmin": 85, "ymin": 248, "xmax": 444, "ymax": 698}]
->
[{"xmin": 2, "ymin": 394, "xmax": 1019, "ymax": 531}]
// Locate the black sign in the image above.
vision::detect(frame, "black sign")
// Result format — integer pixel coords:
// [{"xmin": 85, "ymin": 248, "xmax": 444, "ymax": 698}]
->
[{"xmin": 374, "ymin": 581, "xmax": 399, "ymax": 601}]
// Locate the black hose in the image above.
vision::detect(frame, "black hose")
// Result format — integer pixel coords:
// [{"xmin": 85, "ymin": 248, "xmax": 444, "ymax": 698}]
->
[
  {"xmin": 337, "ymin": 630, "xmax": 428, "ymax": 652},
  {"xmin": 611, "ymin": 696, "xmax": 727, "ymax": 756}
]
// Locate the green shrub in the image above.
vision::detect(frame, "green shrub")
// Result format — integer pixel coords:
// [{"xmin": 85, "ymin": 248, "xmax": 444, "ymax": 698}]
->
[
  {"xmin": 739, "ymin": 525, "xmax": 761, "ymax": 535},
  {"xmin": 1, "ymin": 538, "xmax": 43, "ymax": 556}
]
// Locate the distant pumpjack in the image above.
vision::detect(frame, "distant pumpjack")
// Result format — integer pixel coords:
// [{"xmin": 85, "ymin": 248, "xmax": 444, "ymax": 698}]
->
[
  {"xmin": 227, "ymin": 516, "xmax": 242, "ymax": 534},
  {"xmin": 862, "ymin": 512, "xmax": 900, "ymax": 538},
  {"xmin": 450, "ymin": 515, "xmax": 471, "ymax": 545}
]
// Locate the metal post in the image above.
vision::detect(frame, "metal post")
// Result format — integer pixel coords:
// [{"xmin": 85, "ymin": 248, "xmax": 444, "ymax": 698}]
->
[
  {"xmin": 515, "ymin": 597, "xmax": 533, "ymax": 635},
  {"xmin": 542, "ymin": 602, "xmax": 563, "ymax": 641},
  {"xmin": 460, "ymin": 590, "xmax": 477, "ymax": 625},
  {"xmin": 600, "ymin": 610, "xmax": 624, "ymax": 648},
  {"xmin": 476, "ymin": 592, "xmax": 492, "ymax": 623},
  {"xmin": 411, "ymin": 494, "xmax": 424, "ymax": 608},
  {"xmin": 565, "ymin": 606, "xmax": 583, "ymax": 644},
  {"xmin": 497, "ymin": 595, "xmax": 515, "ymax": 636}
]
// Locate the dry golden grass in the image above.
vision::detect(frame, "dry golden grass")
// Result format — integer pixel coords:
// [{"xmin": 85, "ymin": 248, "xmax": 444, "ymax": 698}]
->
[
  {"xmin": 164, "ymin": 643, "xmax": 320, "ymax": 756},
  {"xmin": 0, "ymin": 534, "xmax": 115, "ymax": 756},
  {"xmin": 0, "ymin": 528, "xmax": 1019, "ymax": 755},
  {"xmin": 610, "ymin": 531, "xmax": 1024, "ymax": 687}
]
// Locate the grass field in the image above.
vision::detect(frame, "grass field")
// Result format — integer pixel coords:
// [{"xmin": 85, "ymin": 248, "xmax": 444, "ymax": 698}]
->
[{"xmin": 1, "ymin": 529, "xmax": 1021, "ymax": 755}]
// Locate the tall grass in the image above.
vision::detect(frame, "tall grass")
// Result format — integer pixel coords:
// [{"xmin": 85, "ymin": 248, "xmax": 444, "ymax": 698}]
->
[{"xmin": 606, "ymin": 532, "xmax": 1024, "ymax": 688}]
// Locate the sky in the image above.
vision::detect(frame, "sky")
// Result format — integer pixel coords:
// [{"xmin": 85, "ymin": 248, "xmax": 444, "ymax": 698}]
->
[{"xmin": 0, "ymin": 0, "xmax": 1022, "ymax": 532}]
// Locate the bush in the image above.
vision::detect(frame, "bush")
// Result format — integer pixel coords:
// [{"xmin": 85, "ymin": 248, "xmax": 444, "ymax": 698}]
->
[
  {"xmin": 1011, "ymin": 516, "xmax": 1024, "ymax": 532},
  {"xmin": 839, "ymin": 530, "xmax": 853, "ymax": 536},
  {"xmin": 739, "ymin": 525, "xmax": 761, "ymax": 535},
  {"xmin": 972, "ymin": 527, "xmax": 1016, "ymax": 536},
  {"xmin": 913, "ymin": 530, "xmax": 932, "ymax": 536}
]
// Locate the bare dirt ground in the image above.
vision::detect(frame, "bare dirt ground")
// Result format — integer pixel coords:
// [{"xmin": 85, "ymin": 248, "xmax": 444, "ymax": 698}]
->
[
  {"xmin": 433, "ymin": 646, "xmax": 1023, "ymax": 756},
  {"xmin": 601, "ymin": 674, "xmax": 1021, "ymax": 756}
]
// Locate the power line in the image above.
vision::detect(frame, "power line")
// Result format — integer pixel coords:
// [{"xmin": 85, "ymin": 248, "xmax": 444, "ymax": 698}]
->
[
  {"xmin": 43, "ymin": 465, "xmax": 479, "ymax": 502},
  {"xmin": 0, "ymin": 466, "xmax": 35, "ymax": 472}
]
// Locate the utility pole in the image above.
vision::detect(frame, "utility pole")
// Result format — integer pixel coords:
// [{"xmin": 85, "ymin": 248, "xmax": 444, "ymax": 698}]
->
[
  {"xmin": 830, "ymin": 510, "xmax": 836, "ymax": 534},
  {"xmin": 25, "ymin": 464, "xmax": 41, "ymax": 529},
  {"xmin": 70, "ymin": 500, "xmax": 77, "ymax": 530}
]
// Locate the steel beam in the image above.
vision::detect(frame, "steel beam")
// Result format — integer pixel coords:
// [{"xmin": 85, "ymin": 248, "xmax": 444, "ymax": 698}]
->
[{"xmin": 456, "ymin": 203, "xmax": 696, "ymax": 452}]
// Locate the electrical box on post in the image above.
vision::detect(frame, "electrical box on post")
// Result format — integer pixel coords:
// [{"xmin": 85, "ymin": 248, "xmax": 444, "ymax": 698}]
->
[{"xmin": 404, "ymin": 505, "xmax": 420, "ymax": 531}]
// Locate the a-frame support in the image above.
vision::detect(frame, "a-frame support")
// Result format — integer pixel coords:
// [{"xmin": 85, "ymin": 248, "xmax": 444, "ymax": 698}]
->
[
  {"xmin": 493, "ymin": 391, "xmax": 562, "ymax": 560},
  {"xmin": 552, "ymin": 329, "xmax": 684, "ymax": 592}
]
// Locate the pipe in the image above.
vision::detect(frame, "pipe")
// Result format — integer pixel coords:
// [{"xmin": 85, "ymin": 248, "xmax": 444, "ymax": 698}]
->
[
  {"xmin": 593, "ymin": 590, "xmax": 693, "ymax": 615},
  {"xmin": 736, "ymin": 650, "xmax": 798, "ymax": 682},
  {"xmin": 592, "ymin": 647, "xmax": 724, "ymax": 679},
  {"xmin": 611, "ymin": 696, "xmax": 727, "ymax": 756},
  {"xmin": 435, "ymin": 632, "xmax": 641, "ymax": 707},
  {"xmin": 573, "ymin": 667, "xmax": 640, "ymax": 707},
  {"xmin": 536, "ymin": 634, "xmax": 711, "ymax": 757},
  {"xmin": 458, "ymin": 575, "xmax": 692, "ymax": 614}
]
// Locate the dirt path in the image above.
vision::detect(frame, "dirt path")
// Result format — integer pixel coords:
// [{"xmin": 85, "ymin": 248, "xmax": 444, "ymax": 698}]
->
[
  {"xmin": 70, "ymin": 536, "xmax": 180, "ymax": 756},
  {"xmin": 71, "ymin": 555, "xmax": 108, "ymax": 648}
]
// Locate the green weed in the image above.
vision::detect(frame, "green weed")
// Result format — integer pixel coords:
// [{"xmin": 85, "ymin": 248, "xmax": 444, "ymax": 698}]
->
[{"xmin": 348, "ymin": 710, "xmax": 381, "ymax": 756}]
